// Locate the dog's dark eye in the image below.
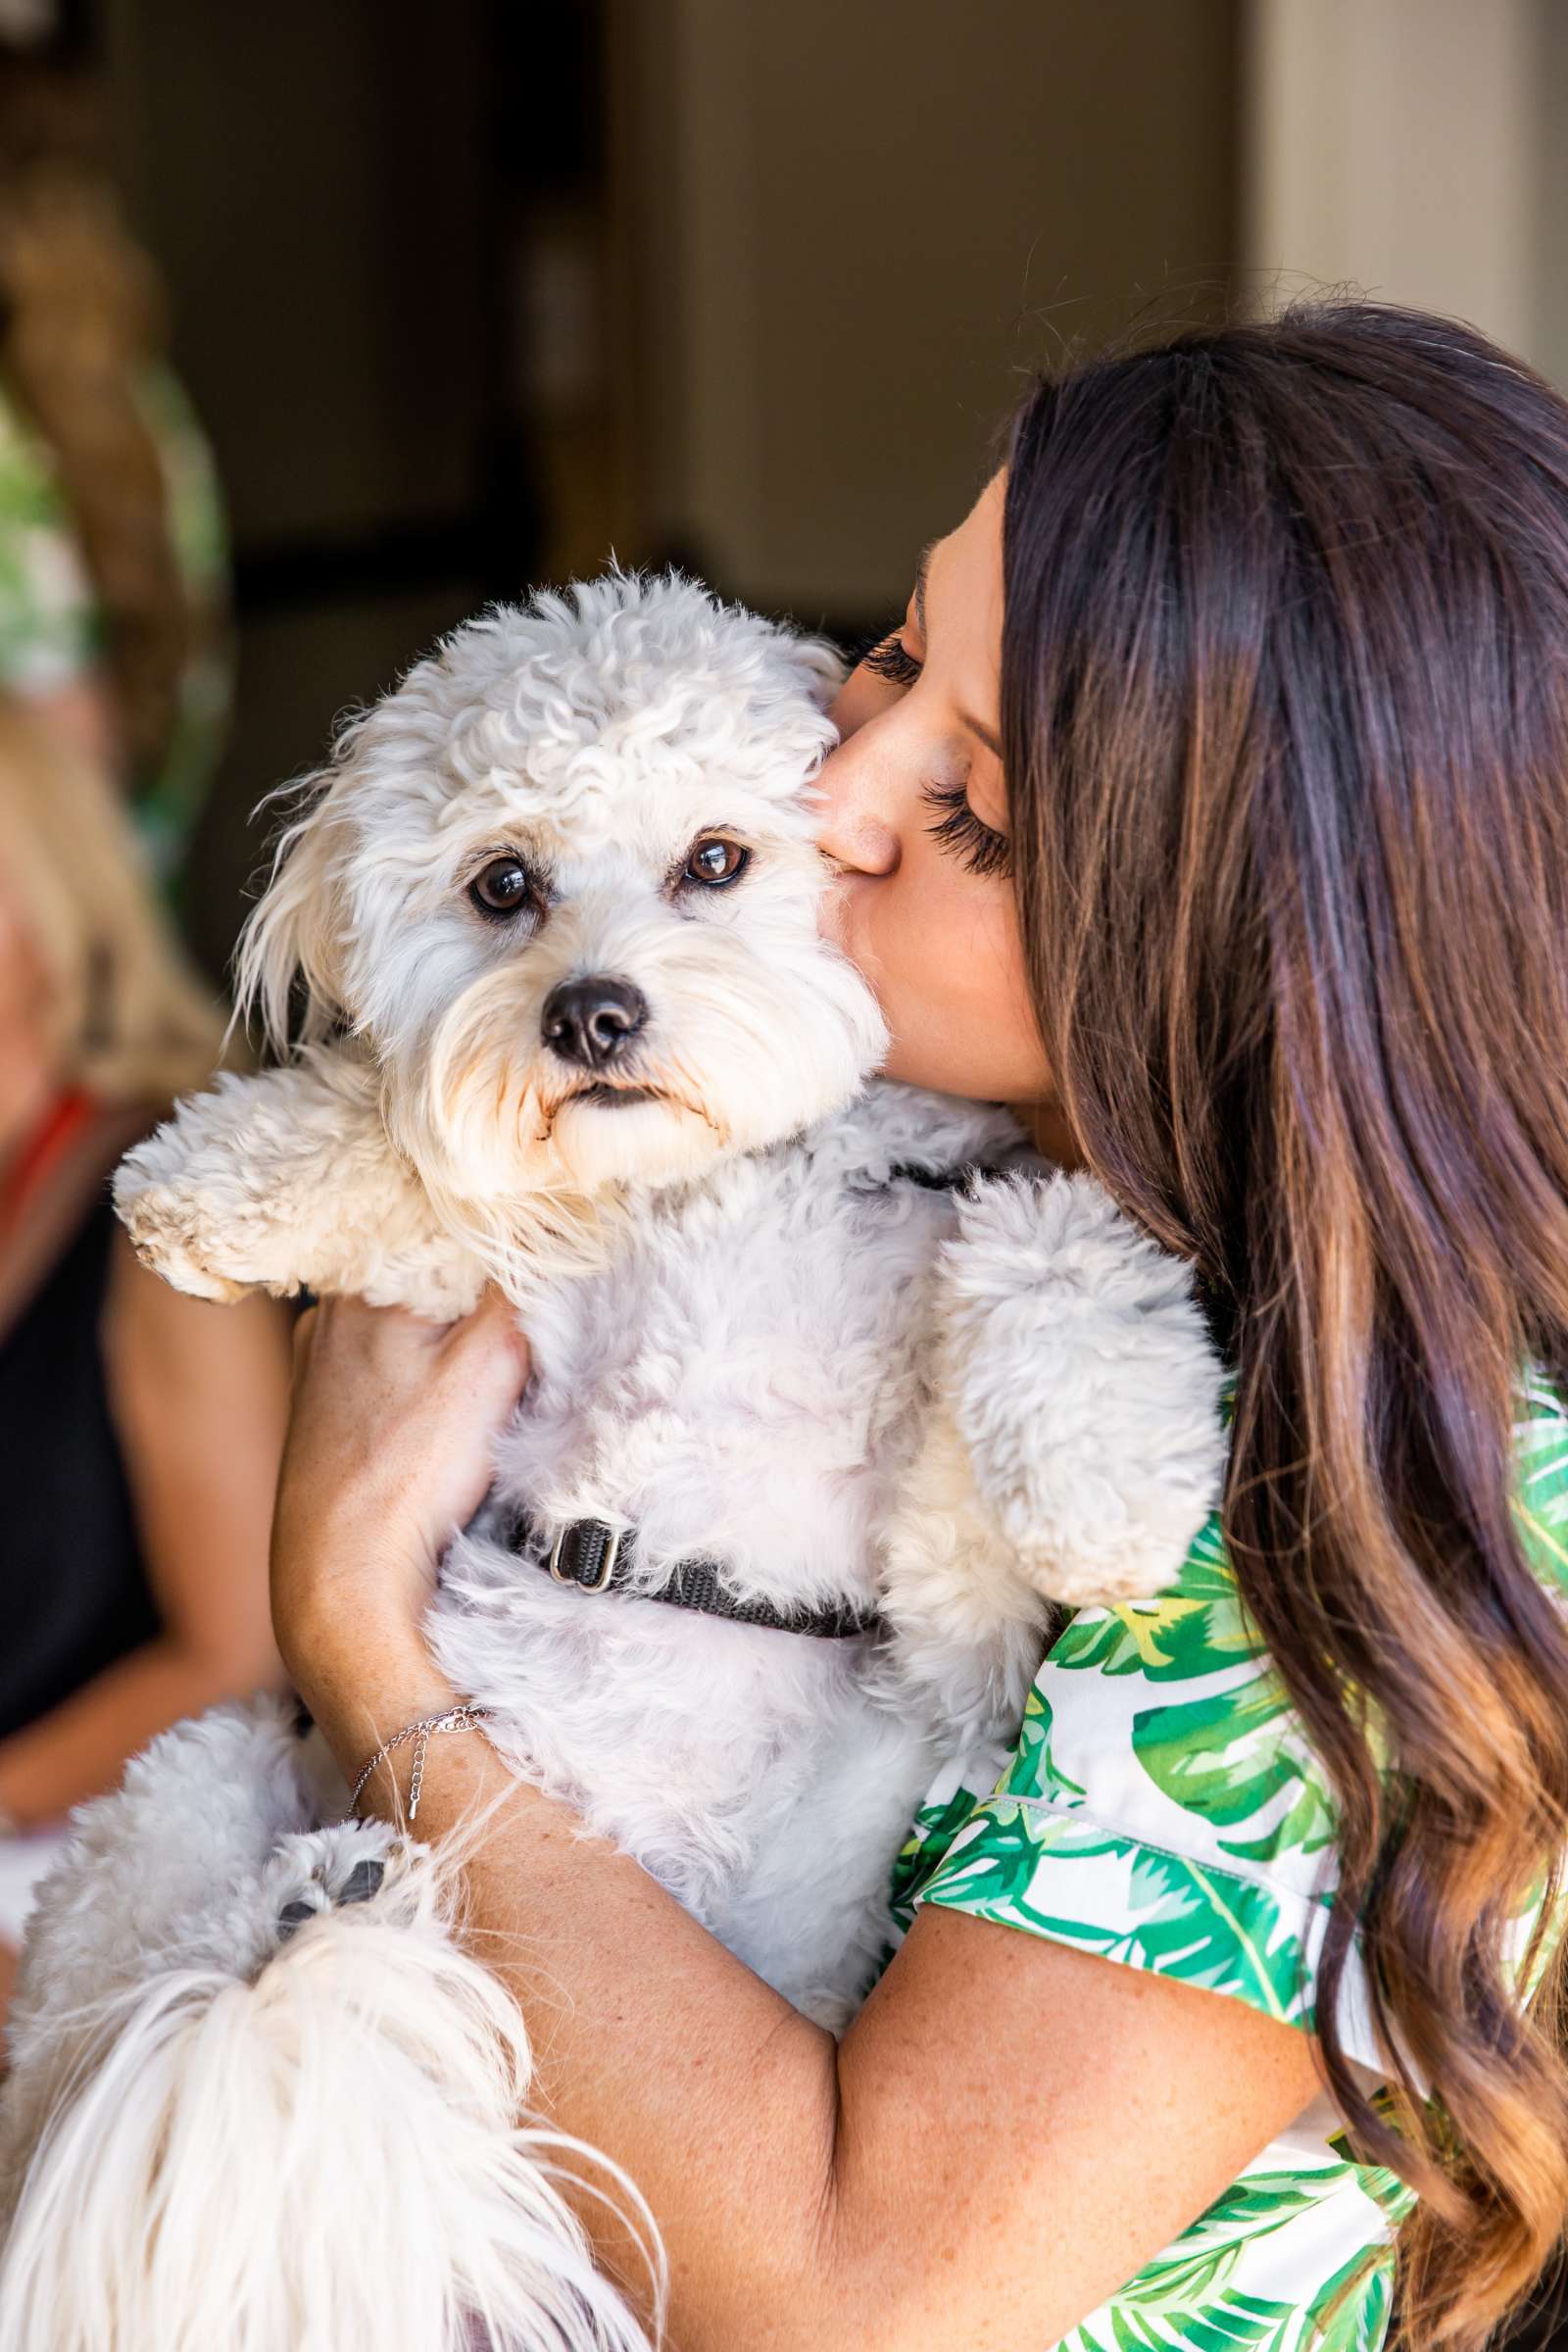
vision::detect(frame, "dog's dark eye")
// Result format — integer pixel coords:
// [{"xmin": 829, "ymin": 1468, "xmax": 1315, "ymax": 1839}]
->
[
  {"xmin": 468, "ymin": 857, "xmax": 532, "ymax": 919},
  {"xmin": 683, "ymin": 838, "xmax": 750, "ymax": 889}
]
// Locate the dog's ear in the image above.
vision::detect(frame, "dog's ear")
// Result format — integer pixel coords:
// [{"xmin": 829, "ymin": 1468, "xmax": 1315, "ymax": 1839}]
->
[{"xmin": 234, "ymin": 771, "xmax": 353, "ymax": 1052}]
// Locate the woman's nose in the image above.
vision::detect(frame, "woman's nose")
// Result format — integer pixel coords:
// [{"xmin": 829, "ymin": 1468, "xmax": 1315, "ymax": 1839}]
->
[{"xmin": 815, "ymin": 731, "xmax": 901, "ymax": 878}]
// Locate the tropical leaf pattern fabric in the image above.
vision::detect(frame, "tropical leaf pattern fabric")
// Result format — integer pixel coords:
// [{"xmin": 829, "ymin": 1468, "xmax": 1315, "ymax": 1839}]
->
[
  {"xmin": 0, "ymin": 368, "xmax": 228, "ymax": 878},
  {"xmin": 0, "ymin": 389, "xmax": 99, "ymax": 693},
  {"xmin": 886, "ymin": 1370, "xmax": 1568, "ymax": 2352}
]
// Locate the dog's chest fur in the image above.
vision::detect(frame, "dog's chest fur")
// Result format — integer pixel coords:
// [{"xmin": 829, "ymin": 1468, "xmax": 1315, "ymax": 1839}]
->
[{"xmin": 427, "ymin": 1083, "xmax": 1025, "ymax": 2025}]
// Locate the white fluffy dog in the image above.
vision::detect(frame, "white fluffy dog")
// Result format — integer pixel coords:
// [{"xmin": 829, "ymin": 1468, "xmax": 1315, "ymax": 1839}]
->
[{"xmin": 0, "ymin": 574, "xmax": 1223, "ymax": 2352}]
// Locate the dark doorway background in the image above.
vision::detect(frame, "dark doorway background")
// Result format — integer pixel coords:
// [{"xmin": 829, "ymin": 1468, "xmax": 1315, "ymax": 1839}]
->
[
  {"xmin": 100, "ymin": 0, "xmax": 598, "ymax": 981},
  {"xmin": 92, "ymin": 0, "xmax": 1243, "ymax": 984}
]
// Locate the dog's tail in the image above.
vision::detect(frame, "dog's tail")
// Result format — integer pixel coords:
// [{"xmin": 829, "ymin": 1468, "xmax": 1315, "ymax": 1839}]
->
[{"xmin": 0, "ymin": 1835, "xmax": 660, "ymax": 2352}]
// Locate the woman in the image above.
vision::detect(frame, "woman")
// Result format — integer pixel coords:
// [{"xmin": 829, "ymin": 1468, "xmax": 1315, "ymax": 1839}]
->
[
  {"xmin": 268, "ymin": 304, "xmax": 1568, "ymax": 2352},
  {"xmin": 0, "ymin": 708, "xmax": 289, "ymax": 2012}
]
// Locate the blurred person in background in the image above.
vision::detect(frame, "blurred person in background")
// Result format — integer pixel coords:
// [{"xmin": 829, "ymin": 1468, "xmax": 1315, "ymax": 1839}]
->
[
  {"xmin": 0, "ymin": 708, "xmax": 290, "ymax": 2025},
  {"xmin": 0, "ymin": 20, "xmax": 228, "ymax": 882}
]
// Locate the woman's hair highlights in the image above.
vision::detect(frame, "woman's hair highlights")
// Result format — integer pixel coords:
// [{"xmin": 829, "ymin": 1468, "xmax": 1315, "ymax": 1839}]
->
[{"xmin": 1002, "ymin": 303, "xmax": 1568, "ymax": 2351}]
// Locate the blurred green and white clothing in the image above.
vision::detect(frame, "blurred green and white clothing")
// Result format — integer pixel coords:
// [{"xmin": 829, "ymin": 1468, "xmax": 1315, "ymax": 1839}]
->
[{"xmin": 0, "ymin": 364, "xmax": 228, "ymax": 879}]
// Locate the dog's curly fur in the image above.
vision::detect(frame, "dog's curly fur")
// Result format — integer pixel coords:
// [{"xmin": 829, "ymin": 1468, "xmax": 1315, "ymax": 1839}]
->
[{"xmin": 0, "ymin": 574, "xmax": 1225, "ymax": 2352}]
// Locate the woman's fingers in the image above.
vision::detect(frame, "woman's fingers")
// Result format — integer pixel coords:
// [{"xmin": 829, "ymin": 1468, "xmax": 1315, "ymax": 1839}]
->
[
  {"xmin": 270, "ymin": 1285, "xmax": 531, "ymax": 1691},
  {"xmin": 442, "ymin": 1283, "xmax": 533, "ymax": 1396}
]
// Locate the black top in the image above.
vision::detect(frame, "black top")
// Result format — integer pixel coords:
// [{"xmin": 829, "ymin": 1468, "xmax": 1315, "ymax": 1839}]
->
[{"xmin": 0, "ymin": 1190, "xmax": 159, "ymax": 1741}]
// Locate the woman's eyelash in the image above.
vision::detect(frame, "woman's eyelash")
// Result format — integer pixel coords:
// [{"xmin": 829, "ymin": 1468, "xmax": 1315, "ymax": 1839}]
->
[
  {"xmin": 860, "ymin": 632, "xmax": 923, "ymax": 687},
  {"xmin": 921, "ymin": 779, "xmax": 1012, "ymax": 879}
]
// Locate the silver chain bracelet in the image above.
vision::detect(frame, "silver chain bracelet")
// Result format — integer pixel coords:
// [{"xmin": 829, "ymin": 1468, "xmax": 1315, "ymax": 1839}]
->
[{"xmin": 347, "ymin": 1702, "xmax": 493, "ymax": 1823}]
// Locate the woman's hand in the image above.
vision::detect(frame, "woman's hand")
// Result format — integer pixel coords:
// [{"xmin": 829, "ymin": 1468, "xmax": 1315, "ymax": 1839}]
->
[{"xmin": 270, "ymin": 1288, "xmax": 529, "ymax": 1757}]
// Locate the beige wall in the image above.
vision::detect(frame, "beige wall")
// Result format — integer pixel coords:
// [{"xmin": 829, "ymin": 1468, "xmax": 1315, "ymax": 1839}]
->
[
  {"xmin": 1242, "ymin": 0, "xmax": 1553, "ymax": 372},
  {"xmin": 612, "ymin": 0, "xmax": 1241, "ymax": 621},
  {"xmin": 1531, "ymin": 0, "xmax": 1568, "ymax": 390}
]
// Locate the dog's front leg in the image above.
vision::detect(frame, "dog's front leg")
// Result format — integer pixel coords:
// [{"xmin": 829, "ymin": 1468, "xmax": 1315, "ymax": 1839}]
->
[
  {"xmin": 927, "ymin": 1171, "xmax": 1226, "ymax": 1609},
  {"xmin": 882, "ymin": 1170, "xmax": 1227, "ymax": 1741},
  {"xmin": 114, "ymin": 1044, "xmax": 486, "ymax": 1317}
]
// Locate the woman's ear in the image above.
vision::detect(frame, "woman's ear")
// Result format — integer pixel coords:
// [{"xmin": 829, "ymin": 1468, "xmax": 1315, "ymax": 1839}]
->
[{"xmin": 234, "ymin": 772, "xmax": 352, "ymax": 1052}]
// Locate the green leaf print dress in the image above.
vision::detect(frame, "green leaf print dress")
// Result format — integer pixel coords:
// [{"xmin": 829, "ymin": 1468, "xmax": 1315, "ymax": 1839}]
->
[{"xmin": 888, "ymin": 1371, "xmax": 1568, "ymax": 2352}]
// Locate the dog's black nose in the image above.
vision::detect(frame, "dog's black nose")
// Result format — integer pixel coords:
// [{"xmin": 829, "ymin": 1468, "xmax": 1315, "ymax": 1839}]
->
[{"xmin": 542, "ymin": 975, "xmax": 649, "ymax": 1069}]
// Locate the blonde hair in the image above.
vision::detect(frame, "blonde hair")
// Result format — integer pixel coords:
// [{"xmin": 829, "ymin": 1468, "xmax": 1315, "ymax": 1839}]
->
[{"xmin": 0, "ymin": 701, "xmax": 223, "ymax": 1103}]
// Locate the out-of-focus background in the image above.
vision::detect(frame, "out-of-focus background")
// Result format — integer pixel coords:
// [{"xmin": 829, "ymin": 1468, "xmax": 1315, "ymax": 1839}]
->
[
  {"xmin": 19, "ymin": 0, "xmax": 1555, "ymax": 978},
  {"xmin": 7, "ymin": 15, "xmax": 1568, "ymax": 2299}
]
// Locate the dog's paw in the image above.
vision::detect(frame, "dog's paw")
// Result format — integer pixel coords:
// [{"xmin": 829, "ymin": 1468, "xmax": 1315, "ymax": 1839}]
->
[
  {"xmin": 937, "ymin": 1170, "xmax": 1226, "ymax": 1606},
  {"xmin": 263, "ymin": 1818, "xmax": 402, "ymax": 1945},
  {"xmin": 113, "ymin": 1160, "xmax": 254, "ymax": 1302}
]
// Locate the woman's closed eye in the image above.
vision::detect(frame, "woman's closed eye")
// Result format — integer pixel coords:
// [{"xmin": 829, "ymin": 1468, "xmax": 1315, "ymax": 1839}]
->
[{"xmin": 922, "ymin": 778, "xmax": 1011, "ymax": 879}]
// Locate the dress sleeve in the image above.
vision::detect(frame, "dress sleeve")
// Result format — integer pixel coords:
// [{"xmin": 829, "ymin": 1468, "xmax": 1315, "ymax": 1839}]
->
[
  {"xmin": 0, "ymin": 385, "xmax": 99, "ymax": 695},
  {"xmin": 914, "ymin": 1510, "xmax": 1396, "ymax": 2076}
]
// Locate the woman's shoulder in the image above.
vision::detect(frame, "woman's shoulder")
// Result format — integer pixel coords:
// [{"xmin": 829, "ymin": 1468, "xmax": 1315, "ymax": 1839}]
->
[
  {"xmin": 901, "ymin": 1486, "xmax": 1353, "ymax": 2052},
  {"xmin": 912, "ymin": 1175, "xmax": 1568, "ymax": 2052},
  {"xmin": 985, "ymin": 1364, "xmax": 1568, "ymax": 1913},
  {"xmin": 1051, "ymin": 1361, "xmax": 1568, "ymax": 1686}
]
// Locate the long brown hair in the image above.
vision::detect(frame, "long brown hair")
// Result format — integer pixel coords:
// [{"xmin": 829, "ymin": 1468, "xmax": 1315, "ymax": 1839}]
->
[{"xmin": 1002, "ymin": 303, "xmax": 1568, "ymax": 2351}]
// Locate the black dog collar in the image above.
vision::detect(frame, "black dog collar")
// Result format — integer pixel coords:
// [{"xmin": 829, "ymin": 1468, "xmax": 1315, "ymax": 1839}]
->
[
  {"xmin": 508, "ymin": 1514, "xmax": 882, "ymax": 1642},
  {"xmin": 500, "ymin": 1162, "xmax": 1001, "ymax": 1643}
]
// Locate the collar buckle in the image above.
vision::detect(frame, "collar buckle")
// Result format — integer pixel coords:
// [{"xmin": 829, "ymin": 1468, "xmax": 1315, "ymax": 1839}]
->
[{"xmin": 548, "ymin": 1518, "xmax": 622, "ymax": 1592}]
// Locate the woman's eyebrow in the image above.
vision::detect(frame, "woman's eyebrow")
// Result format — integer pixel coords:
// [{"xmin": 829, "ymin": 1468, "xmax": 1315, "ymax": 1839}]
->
[{"xmin": 913, "ymin": 540, "xmax": 939, "ymax": 637}]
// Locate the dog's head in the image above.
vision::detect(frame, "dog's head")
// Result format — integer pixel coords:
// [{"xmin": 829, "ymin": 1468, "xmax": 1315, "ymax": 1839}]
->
[{"xmin": 239, "ymin": 572, "xmax": 886, "ymax": 1209}]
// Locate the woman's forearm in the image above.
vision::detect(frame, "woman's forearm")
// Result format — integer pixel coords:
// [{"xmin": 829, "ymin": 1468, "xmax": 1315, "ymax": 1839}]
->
[
  {"xmin": 0, "ymin": 1637, "xmax": 287, "ymax": 1826},
  {"xmin": 312, "ymin": 1638, "xmax": 1215, "ymax": 2352},
  {"xmin": 310, "ymin": 1640, "xmax": 847, "ymax": 2350},
  {"xmin": 270, "ymin": 1301, "xmax": 1333, "ymax": 2352}
]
